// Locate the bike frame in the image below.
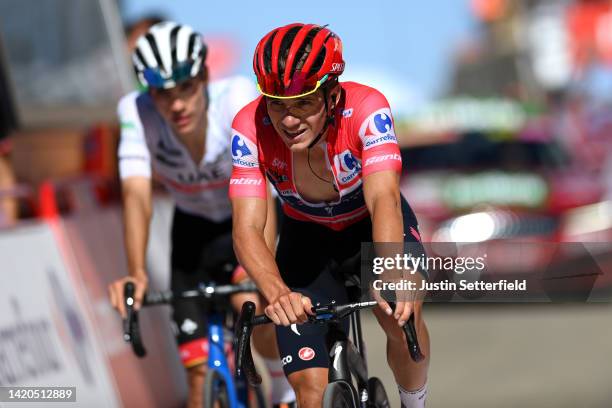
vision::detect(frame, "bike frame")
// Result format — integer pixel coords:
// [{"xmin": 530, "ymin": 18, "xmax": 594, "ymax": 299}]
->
[
  {"xmin": 123, "ymin": 281, "xmax": 258, "ymax": 408},
  {"xmin": 236, "ymin": 300, "xmax": 423, "ymax": 408},
  {"xmin": 326, "ymin": 311, "xmax": 371, "ymax": 407},
  {"xmin": 207, "ymin": 312, "xmax": 249, "ymax": 408}
]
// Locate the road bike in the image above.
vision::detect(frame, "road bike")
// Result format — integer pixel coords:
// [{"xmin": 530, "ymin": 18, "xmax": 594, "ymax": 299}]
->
[
  {"xmin": 123, "ymin": 280, "xmax": 266, "ymax": 408},
  {"xmin": 235, "ymin": 299, "xmax": 423, "ymax": 407}
]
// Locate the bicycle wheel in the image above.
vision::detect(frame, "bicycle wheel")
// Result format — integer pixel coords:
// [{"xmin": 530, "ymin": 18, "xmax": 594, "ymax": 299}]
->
[
  {"xmin": 203, "ymin": 368, "xmax": 230, "ymax": 408},
  {"xmin": 323, "ymin": 380, "xmax": 358, "ymax": 408},
  {"xmin": 366, "ymin": 377, "xmax": 390, "ymax": 408}
]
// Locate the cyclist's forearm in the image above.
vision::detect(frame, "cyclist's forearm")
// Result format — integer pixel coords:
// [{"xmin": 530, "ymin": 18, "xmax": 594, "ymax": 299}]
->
[
  {"xmin": 370, "ymin": 192, "xmax": 407, "ymax": 283},
  {"xmin": 234, "ymin": 225, "xmax": 288, "ymax": 302},
  {"xmin": 371, "ymin": 193, "xmax": 403, "ymax": 243},
  {"xmin": 122, "ymin": 194, "xmax": 151, "ymax": 278}
]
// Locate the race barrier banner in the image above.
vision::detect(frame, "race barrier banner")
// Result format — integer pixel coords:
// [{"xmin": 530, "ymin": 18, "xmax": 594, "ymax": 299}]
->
[{"xmin": 0, "ymin": 223, "xmax": 120, "ymax": 407}]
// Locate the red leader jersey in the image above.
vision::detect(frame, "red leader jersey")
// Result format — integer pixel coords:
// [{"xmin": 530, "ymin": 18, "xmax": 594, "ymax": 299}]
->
[{"xmin": 229, "ymin": 81, "xmax": 402, "ymax": 231}]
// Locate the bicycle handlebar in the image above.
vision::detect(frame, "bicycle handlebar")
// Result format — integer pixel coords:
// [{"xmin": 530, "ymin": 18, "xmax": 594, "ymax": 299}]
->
[
  {"xmin": 122, "ymin": 280, "xmax": 258, "ymax": 358},
  {"xmin": 235, "ymin": 300, "xmax": 424, "ymax": 386}
]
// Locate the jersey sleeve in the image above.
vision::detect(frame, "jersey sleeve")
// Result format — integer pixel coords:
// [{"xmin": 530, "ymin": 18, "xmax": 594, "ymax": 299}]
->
[
  {"xmin": 117, "ymin": 92, "xmax": 152, "ymax": 179},
  {"xmin": 354, "ymin": 89, "xmax": 402, "ymax": 177},
  {"xmin": 228, "ymin": 103, "xmax": 267, "ymax": 199}
]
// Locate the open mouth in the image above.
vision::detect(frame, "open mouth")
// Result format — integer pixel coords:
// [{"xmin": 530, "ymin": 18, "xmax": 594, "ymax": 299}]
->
[{"xmin": 283, "ymin": 129, "xmax": 306, "ymax": 140}]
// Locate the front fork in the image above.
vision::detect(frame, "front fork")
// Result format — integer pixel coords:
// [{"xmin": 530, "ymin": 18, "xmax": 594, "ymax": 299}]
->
[{"xmin": 208, "ymin": 313, "xmax": 247, "ymax": 408}]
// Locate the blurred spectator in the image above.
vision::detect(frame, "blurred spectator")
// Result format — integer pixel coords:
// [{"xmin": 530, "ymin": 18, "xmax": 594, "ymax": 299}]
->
[{"xmin": 0, "ymin": 130, "xmax": 17, "ymax": 226}]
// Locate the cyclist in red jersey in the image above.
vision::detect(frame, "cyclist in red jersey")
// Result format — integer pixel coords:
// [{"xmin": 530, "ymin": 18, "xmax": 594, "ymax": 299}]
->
[{"xmin": 230, "ymin": 23, "xmax": 430, "ymax": 407}]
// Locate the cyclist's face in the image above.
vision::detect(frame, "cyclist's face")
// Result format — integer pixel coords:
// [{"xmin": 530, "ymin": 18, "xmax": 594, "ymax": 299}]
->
[
  {"xmin": 149, "ymin": 76, "xmax": 207, "ymax": 136},
  {"xmin": 265, "ymin": 90, "xmax": 328, "ymax": 151}
]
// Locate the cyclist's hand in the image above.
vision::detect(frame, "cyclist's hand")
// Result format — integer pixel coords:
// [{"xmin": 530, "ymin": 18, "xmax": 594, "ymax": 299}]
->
[
  {"xmin": 393, "ymin": 299, "xmax": 415, "ymax": 327},
  {"xmin": 370, "ymin": 286, "xmax": 393, "ymax": 317},
  {"xmin": 372, "ymin": 295, "xmax": 418, "ymax": 327},
  {"xmin": 108, "ymin": 275, "xmax": 148, "ymax": 319},
  {"xmin": 265, "ymin": 291, "xmax": 313, "ymax": 326},
  {"xmin": 370, "ymin": 274, "xmax": 425, "ymax": 326}
]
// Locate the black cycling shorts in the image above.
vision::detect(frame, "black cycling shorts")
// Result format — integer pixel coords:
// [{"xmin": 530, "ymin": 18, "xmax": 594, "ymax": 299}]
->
[
  {"xmin": 274, "ymin": 196, "xmax": 425, "ymax": 376},
  {"xmin": 169, "ymin": 207, "xmax": 240, "ymax": 367}
]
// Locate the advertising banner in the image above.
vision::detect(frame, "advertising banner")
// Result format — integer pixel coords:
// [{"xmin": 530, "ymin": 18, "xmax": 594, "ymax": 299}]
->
[{"xmin": 0, "ymin": 223, "xmax": 120, "ymax": 407}]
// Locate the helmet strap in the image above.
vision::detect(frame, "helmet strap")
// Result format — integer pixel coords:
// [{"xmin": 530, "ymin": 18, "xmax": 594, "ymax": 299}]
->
[
  {"xmin": 307, "ymin": 84, "xmax": 336, "ymax": 149},
  {"xmin": 305, "ymin": 82, "xmax": 339, "ymax": 192}
]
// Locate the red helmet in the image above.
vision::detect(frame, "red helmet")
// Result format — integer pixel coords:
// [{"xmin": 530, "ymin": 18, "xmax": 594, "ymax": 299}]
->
[{"xmin": 253, "ymin": 23, "xmax": 344, "ymax": 98}]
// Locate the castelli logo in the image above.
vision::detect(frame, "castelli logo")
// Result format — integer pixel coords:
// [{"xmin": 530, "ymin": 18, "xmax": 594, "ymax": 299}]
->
[{"xmin": 298, "ymin": 347, "xmax": 316, "ymax": 361}]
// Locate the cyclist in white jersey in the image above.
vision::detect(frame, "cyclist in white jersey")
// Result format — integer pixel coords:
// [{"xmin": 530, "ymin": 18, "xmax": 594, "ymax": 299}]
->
[{"xmin": 107, "ymin": 21, "xmax": 295, "ymax": 408}]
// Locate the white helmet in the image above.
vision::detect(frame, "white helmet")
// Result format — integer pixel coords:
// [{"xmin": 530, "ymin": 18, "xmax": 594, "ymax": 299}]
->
[{"xmin": 132, "ymin": 21, "xmax": 207, "ymax": 89}]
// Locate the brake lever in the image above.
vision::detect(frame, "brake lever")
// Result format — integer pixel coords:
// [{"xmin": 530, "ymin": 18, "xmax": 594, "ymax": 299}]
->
[
  {"xmin": 123, "ymin": 282, "xmax": 147, "ymax": 358},
  {"xmin": 403, "ymin": 314, "xmax": 424, "ymax": 363},
  {"xmin": 235, "ymin": 301, "xmax": 262, "ymax": 385},
  {"xmin": 387, "ymin": 302, "xmax": 424, "ymax": 363}
]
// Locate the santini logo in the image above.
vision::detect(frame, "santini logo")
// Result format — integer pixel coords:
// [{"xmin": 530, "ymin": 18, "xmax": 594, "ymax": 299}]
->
[
  {"xmin": 364, "ymin": 154, "xmax": 401, "ymax": 166},
  {"xmin": 229, "ymin": 178, "xmax": 262, "ymax": 185}
]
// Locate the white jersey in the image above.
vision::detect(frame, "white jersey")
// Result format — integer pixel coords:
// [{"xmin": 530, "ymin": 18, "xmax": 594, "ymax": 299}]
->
[{"xmin": 117, "ymin": 76, "xmax": 258, "ymax": 222}]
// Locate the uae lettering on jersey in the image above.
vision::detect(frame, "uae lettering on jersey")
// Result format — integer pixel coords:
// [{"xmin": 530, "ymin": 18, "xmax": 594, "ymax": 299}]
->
[
  {"xmin": 231, "ymin": 133, "xmax": 258, "ymax": 168},
  {"xmin": 360, "ymin": 107, "xmax": 398, "ymax": 151}
]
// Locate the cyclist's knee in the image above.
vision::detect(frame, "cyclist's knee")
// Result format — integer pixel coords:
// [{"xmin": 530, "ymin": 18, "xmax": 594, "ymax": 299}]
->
[
  {"xmin": 230, "ymin": 291, "xmax": 258, "ymax": 312},
  {"xmin": 252, "ymin": 324, "xmax": 279, "ymax": 359},
  {"xmin": 288, "ymin": 368, "xmax": 327, "ymax": 408}
]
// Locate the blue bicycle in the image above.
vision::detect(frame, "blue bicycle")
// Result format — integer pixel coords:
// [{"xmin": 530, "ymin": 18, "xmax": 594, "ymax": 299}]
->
[{"xmin": 123, "ymin": 281, "xmax": 266, "ymax": 408}]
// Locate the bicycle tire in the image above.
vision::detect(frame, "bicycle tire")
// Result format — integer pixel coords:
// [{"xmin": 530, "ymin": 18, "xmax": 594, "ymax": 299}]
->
[
  {"xmin": 366, "ymin": 377, "xmax": 390, "ymax": 408},
  {"xmin": 323, "ymin": 380, "xmax": 359, "ymax": 408},
  {"xmin": 203, "ymin": 368, "xmax": 230, "ymax": 408}
]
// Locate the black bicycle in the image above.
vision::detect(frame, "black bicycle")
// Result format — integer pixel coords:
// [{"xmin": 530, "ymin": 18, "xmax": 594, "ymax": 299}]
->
[
  {"xmin": 235, "ymin": 299, "xmax": 424, "ymax": 408},
  {"xmin": 122, "ymin": 280, "xmax": 266, "ymax": 408}
]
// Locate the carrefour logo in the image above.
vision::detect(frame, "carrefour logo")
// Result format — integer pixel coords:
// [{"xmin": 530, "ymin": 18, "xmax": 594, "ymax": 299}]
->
[
  {"xmin": 231, "ymin": 134, "xmax": 257, "ymax": 168},
  {"xmin": 341, "ymin": 152, "xmax": 359, "ymax": 172},
  {"xmin": 364, "ymin": 134, "xmax": 397, "ymax": 148},
  {"xmin": 374, "ymin": 112, "xmax": 393, "ymax": 134},
  {"xmin": 362, "ymin": 109, "xmax": 397, "ymax": 150},
  {"xmin": 335, "ymin": 150, "xmax": 361, "ymax": 184},
  {"xmin": 232, "ymin": 135, "xmax": 251, "ymax": 158}
]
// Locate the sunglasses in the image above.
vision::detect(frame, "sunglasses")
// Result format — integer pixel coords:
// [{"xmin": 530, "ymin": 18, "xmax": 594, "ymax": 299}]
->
[
  {"xmin": 257, "ymin": 74, "xmax": 329, "ymax": 99},
  {"xmin": 143, "ymin": 60, "xmax": 197, "ymax": 89}
]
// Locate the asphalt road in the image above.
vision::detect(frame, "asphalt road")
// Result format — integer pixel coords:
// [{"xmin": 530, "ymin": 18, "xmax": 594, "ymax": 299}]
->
[{"xmin": 362, "ymin": 303, "xmax": 612, "ymax": 407}]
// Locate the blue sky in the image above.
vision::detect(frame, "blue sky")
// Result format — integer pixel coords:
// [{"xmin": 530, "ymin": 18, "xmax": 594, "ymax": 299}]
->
[{"xmin": 121, "ymin": 0, "xmax": 477, "ymax": 114}]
